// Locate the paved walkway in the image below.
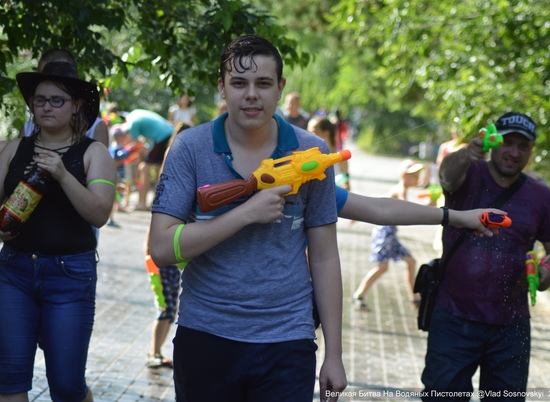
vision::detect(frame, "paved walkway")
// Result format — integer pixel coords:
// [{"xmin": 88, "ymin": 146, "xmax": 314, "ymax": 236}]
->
[{"xmin": 28, "ymin": 143, "xmax": 550, "ymax": 401}]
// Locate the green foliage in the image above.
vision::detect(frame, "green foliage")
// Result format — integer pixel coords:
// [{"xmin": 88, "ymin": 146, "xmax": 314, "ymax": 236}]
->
[
  {"xmin": 327, "ymin": 0, "xmax": 550, "ymax": 172},
  {"xmin": 257, "ymin": 0, "xmax": 437, "ymax": 154},
  {"xmin": 0, "ymin": 0, "xmax": 308, "ymax": 138}
]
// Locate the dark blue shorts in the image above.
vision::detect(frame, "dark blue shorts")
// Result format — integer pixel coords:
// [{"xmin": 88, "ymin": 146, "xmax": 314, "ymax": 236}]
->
[
  {"xmin": 0, "ymin": 245, "xmax": 96, "ymax": 401},
  {"xmin": 173, "ymin": 326, "xmax": 318, "ymax": 402},
  {"xmin": 421, "ymin": 304, "xmax": 530, "ymax": 401}
]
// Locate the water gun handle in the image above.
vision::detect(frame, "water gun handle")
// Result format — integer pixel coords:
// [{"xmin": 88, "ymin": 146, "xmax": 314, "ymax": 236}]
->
[
  {"xmin": 197, "ymin": 176, "xmax": 258, "ymax": 213},
  {"xmin": 526, "ymin": 251, "xmax": 539, "ymax": 306},
  {"xmin": 145, "ymin": 255, "xmax": 167, "ymax": 309}
]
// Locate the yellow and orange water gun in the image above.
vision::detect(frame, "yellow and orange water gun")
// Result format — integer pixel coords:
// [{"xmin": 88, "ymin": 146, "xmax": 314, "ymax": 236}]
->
[{"xmin": 197, "ymin": 147, "xmax": 351, "ymax": 212}]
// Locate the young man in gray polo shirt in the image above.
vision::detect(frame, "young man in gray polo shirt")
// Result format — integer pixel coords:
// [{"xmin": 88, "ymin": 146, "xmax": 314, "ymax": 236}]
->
[{"xmin": 149, "ymin": 34, "xmax": 346, "ymax": 402}]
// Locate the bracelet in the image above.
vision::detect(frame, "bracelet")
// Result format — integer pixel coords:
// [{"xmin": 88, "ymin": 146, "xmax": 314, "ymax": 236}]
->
[
  {"xmin": 440, "ymin": 206, "xmax": 449, "ymax": 227},
  {"xmin": 173, "ymin": 223, "xmax": 189, "ymax": 269},
  {"xmin": 88, "ymin": 178, "xmax": 121, "ymax": 201},
  {"xmin": 88, "ymin": 178, "xmax": 116, "ymax": 188}
]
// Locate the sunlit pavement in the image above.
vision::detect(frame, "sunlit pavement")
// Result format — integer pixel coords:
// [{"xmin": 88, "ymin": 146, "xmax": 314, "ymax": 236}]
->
[{"xmin": 29, "ymin": 142, "xmax": 550, "ymax": 401}]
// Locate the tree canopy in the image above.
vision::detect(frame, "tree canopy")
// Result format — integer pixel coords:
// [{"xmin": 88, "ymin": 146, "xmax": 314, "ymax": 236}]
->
[
  {"xmin": 0, "ymin": 0, "xmax": 309, "ymax": 136},
  {"xmin": 328, "ymin": 0, "xmax": 550, "ymax": 133}
]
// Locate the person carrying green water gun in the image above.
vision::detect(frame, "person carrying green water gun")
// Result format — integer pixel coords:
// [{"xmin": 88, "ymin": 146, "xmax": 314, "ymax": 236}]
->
[{"xmin": 421, "ymin": 111, "xmax": 550, "ymax": 399}]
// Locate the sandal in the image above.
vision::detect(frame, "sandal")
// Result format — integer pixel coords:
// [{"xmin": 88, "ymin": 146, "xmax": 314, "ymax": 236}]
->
[
  {"xmin": 352, "ymin": 297, "xmax": 371, "ymax": 312},
  {"xmin": 146, "ymin": 353, "xmax": 173, "ymax": 369}
]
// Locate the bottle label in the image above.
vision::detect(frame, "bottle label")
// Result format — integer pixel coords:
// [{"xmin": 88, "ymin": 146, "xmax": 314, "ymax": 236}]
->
[{"xmin": 3, "ymin": 181, "xmax": 44, "ymax": 223}]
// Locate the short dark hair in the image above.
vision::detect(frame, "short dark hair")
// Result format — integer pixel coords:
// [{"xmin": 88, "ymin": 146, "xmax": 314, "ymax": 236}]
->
[
  {"xmin": 38, "ymin": 49, "xmax": 77, "ymax": 73},
  {"xmin": 219, "ymin": 35, "xmax": 283, "ymax": 84}
]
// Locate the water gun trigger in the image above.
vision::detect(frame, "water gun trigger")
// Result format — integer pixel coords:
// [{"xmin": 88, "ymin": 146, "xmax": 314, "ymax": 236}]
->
[{"xmin": 283, "ymin": 183, "xmax": 303, "ymax": 196}]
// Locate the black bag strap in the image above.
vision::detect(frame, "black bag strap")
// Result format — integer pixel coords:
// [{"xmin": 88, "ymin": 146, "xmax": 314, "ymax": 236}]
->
[{"xmin": 435, "ymin": 172, "xmax": 527, "ymax": 281}]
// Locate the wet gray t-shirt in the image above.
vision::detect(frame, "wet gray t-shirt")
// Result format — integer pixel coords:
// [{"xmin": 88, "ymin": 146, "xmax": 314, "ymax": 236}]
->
[{"xmin": 152, "ymin": 113, "xmax": 337, "ymax": 342}]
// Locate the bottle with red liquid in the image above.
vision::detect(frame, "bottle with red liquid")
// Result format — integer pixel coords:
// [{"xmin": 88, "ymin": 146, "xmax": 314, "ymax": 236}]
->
[{"xmin": 0, "ymin": 163, "xmax": 53, "ymax": 236}]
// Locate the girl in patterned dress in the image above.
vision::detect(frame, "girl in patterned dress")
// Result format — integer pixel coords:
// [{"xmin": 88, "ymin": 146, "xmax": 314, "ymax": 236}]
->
[{"xmin": 352, "ymin": 159, "xmax": 424, "ymax": 311}]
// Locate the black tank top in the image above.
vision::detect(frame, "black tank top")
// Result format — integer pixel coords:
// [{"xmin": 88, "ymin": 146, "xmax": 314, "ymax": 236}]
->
[{"xmin": 4, "ymin": 136, "xmax": 97, "ymax": 254}]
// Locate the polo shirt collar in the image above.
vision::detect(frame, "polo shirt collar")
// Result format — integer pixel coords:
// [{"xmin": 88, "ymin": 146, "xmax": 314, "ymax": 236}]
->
[{"xmin": 212, "ymin": 112, "xmax": 299, "ymax": 159}]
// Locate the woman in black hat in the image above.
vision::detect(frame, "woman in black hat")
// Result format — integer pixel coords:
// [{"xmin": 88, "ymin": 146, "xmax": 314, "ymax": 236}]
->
[
  {"xmin": 19, "ymin": 49, "xmax": 110, "ymax": 148},
  {"xmin": 0, "ymin": 62, "xmax": 116, "ymax": 402}
]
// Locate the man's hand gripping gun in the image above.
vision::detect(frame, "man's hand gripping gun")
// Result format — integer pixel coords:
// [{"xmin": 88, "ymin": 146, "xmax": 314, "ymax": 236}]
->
[
  {"xmin": 197, "ymin": 147, "xmax": 352, "ymax": 213},
  {"xmin": 478, "ymin": 124, "xmax": 503, "ymax": 152},
  {"xmin": 145, "ymin": 255, "xmax": 167, "ymax": 310},
  {"xmin": 475, "ymin": 211, "xmax": 511, "ymax": 235},
  {"xmin": 479, "ymin": 212, "xmax": 511, "ymax": 230}
]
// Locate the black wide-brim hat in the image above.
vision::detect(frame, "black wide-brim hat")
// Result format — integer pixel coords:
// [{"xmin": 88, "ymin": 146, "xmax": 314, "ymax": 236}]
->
[{"xmin": 16, "ymin": 61, "xmax": 100, "ymax": 129}]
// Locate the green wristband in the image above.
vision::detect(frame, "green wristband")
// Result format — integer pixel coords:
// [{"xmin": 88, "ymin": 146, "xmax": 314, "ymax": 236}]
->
[
  {"xmin": 173, "ymin": 223, "xmax": 189, "ymax": 270},
  {"xmin": 88, "ymin": 178, "xmax": 121, "ymax": 201}
]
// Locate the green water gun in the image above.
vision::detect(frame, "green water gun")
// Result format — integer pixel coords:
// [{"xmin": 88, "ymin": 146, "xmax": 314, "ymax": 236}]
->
[
  {"xmin": 478, "ymin": 123, "xmax": 503, "ymax": 152},
  {"xmin": 526, "ymin": 251, "xmax": 539, "ymax": 306},
  {"xmin": 418, "ymin": 185, "xmax": 443, "ymax": 203}
]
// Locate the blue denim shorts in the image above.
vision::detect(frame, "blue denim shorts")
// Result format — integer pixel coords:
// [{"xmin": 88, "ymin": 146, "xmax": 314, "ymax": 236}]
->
[{"xmin": 0, "ymin": 245, "xmax": 97, "ymax": 401}]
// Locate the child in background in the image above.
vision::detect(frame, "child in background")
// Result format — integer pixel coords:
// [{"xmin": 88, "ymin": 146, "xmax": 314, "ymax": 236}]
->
[
  {"xmin": 307, "ymin": 116, "xmax": 350, "ymax": 190},
  {"xmin": 144, "ymin": 226, "xmax": 179, "ymax": 369},
  {"xmin": 144, "ymin": 122, "xmax": 191, "ymax": 369},
  {"xmin": 352, "ymin": 159, "xmax": 424, "ymax": 311},
  {"xmin": 108, "ymin": 124, "xmax": 144, "ymax": 214},
  {"xmin": 167, "ymin": 94, "xmax": 197, "ymax": 127}
]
